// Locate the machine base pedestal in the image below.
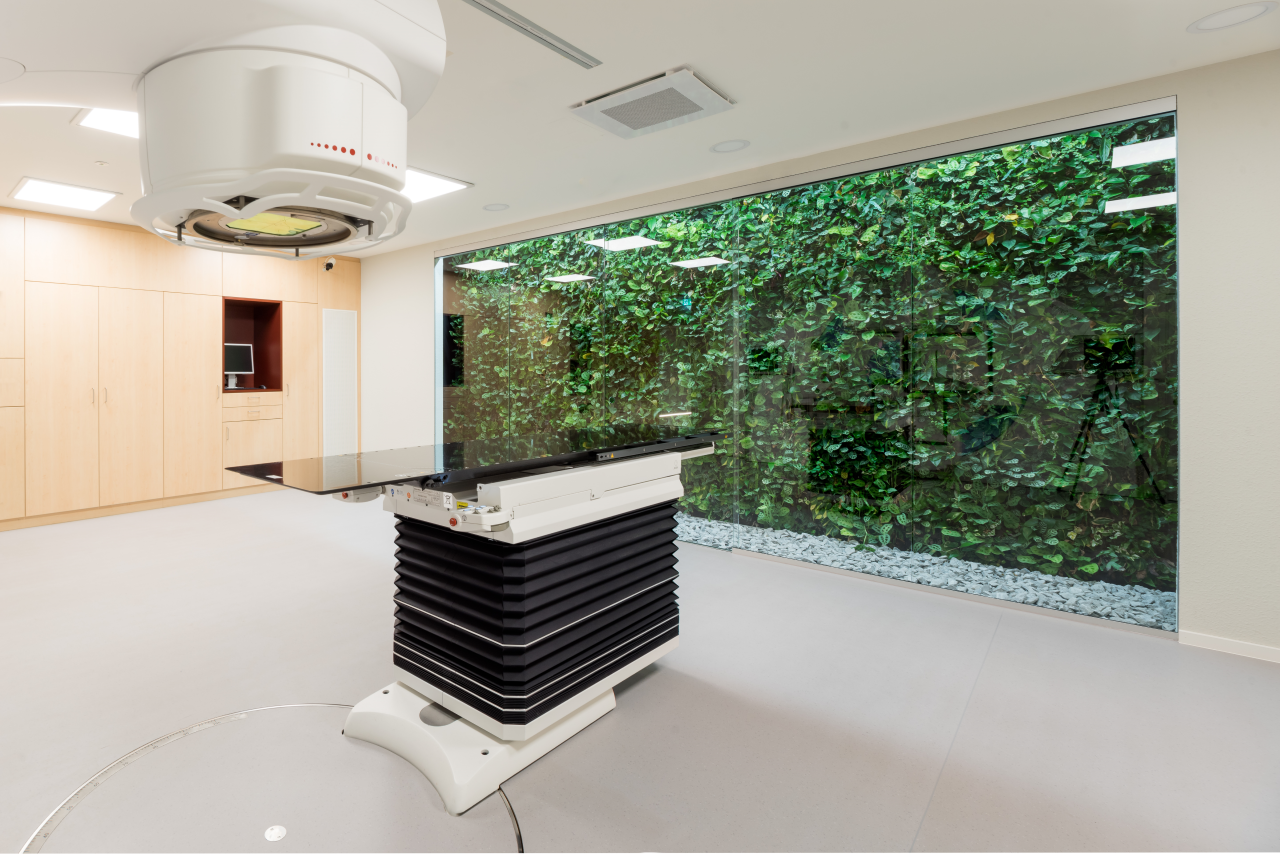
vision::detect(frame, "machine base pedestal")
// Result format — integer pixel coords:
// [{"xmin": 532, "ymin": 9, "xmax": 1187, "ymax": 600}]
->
[{"xmin": 344, "ymin": 682, "xmax": 615, "ymax": 815}]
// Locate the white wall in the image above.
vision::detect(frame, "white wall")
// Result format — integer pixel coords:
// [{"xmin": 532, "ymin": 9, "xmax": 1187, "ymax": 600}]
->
[
  {"xmin": 359, "ymin": 244, "xmax": 435, "ymax": 453},
  {"xmin": 362, "ymin": 49, "xmax": 1280, "ymax": 657}
]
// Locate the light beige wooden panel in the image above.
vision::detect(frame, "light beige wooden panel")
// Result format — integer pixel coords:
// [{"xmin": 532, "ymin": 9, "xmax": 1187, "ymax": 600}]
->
[
  {"xmin": 99, "ymin": 287, "xmax": 163, "ymax": 506},
  {"xmin": 223, "ymin": 254, "xmax": 318, "ymax": 301},
  {"xmin": 25, "ymin": 281, "xmax": 98, "ymax": 516},
  {"xmin": 139, "ymin": 234, "xmax": 222, "ymax": 295},
  {"xmin": 223, "ymin": 419, "xmax": 282, "ymax": 488},
  {"xmin": 223, "ymin": 404, "xmax": 282, "ymax": 422},
  {"xmin": 0, "ymin": 407, "xmax": 22, "ymax": 520},
  {"xmin": 283, "ymin": 301, "xmax": 319, "ymax": 460},
  {"xmin": 164, "ymin": 293, "xmax": 223, "ymax": 497},
  {"xmin": 319, "ymin": 258, "xmax": 360, "ymax": 449},
  {"xmin": 0, "ymin": 214, "xmax": 22, "ymax": 358},
  {"xmin": 282, "ymin": 258, "xmax": 319, "ymax": 303},
  {"xmin": 25, "ymin": 218, "xmax": 140, "ymax": 287},
  {"xmin": 223, "ymin": 391, "xmax": 283, "ymax": 408},
  {"xmin": 0, "ymin": 359, "xmax": 21, "ymax": 407}
]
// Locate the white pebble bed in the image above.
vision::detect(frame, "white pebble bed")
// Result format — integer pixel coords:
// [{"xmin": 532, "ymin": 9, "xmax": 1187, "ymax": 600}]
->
[{"xmin": 674, "ymin": 513, "xmax": 1177, "ymax": 632}]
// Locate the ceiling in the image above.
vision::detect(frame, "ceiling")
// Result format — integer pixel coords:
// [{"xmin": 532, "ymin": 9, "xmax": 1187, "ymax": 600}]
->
[{"xmin": 1, "ymin": 0, "xmax": 1277, "ymax": 256}]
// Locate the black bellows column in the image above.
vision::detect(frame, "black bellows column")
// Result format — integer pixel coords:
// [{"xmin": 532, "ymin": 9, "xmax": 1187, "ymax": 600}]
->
[{"xmin": 391, "ymin": 501, "xmax": 681, "ymax": 727}]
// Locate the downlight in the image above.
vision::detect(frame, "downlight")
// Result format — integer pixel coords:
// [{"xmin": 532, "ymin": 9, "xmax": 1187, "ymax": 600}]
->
[
  {"xmin": 131, "ymin": 18, "xmax": 446, "ymax": 260},
  {"xmin": 1187, "ymin": 2, "xmax": 1276, "ymax": 31}
]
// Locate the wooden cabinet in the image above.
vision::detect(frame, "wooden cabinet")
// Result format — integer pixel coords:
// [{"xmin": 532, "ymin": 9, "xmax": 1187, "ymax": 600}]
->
[
  {"xmin": 0, "ymin": 215, "xmax": 22, "ymax": 358},
  {"xmin": 99, "ymin": 288, "xmax": 164, "ymax": 506},
  {"xmin": 0, "ymin": 360, "xmax": 21, "ymax": 407},
  {"xmin": 223, "ymin": 405, "xmax": 283, "ymax": 422},
  {"xmin": 0, "ymin": 406, "xmax": 21, "ymax": 520},
  {"xmin": 223, "ymin": 419, "xmax": 283, "ymax": 489},
  {"xmin": 224, "ymin": 391, "xmax": 283, "ymax": 408},
  {"xmin": 140, "ymin": 238, "xmax": 222, "ymax": 296},
  {"xmin": 283, "ymin": 301, "xmax": 320, "ymax": 460},
  {"xmin": 224, "ymin": 255, "xmax": 318, "ymax": 302},
  {"xmin": 25, "ymin": 219, "xmax": 139, "ymax": 288},
  {"xmin": 165, "ymin": 294, "xmax": 223, "ymax": 497},
  {"xmin": 25, "ymin": 281, "xmax": 98, "ymax": 516}
]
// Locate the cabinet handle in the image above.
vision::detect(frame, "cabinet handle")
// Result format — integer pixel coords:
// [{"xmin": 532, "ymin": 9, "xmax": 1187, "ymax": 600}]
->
[
  {"xmin": 226, "ymin": 426, "xmax": 230, "ymax": 441},
  {"xmin": 103, "ymin": 387, "xmax": 107, "ymax": 404},
  {"xmin": 90, "ymin": 388, "xmax": 94, "ymax": 405},
  {"xmin": 286, "ymin": 383, "xmax": 290, "ymax": 397}
]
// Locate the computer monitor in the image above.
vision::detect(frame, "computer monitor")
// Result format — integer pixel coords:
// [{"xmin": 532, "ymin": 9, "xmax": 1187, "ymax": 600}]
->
[{"xmin": 224, "ymin": 343, "xmax": 253, "ymax": 389}]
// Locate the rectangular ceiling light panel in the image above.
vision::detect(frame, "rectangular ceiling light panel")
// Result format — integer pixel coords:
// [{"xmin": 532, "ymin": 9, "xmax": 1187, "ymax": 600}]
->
[
  {"xmin": 584, "ymin": 236, "xmax": 661, "ymax": 251},
  {"xmin": 671, "ymin": 256, "xmax": 729, "ymax": 268},
  {"xmin": 456, "ymin": 260, "xmax": 513, "ymax": 271},
  {"xmin": 404, "ymin": 169, "xmax": 470, "ymax": 203},
  {"xmin": 13, "ymin": 177, "xmax": 118, "ymax": 211},
  {"xmin": 77, "ymin": 107, "xmax": 139, "ymax": 138},
  {"xmin": 572, "ymin": 69, "xmax": 732, "ymax": 140},
  {"xmin": 1104, "ymin": 192, "xmax": 1177, "ymax": 214},
  {"xmin": 1112, "ymin": 137, "xmax": 1176, "ymax": 168}
]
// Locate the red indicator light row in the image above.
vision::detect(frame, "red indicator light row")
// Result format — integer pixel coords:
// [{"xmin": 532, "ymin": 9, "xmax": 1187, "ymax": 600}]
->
[
  {"xmin": 310, "ymin": 143, "xmax": 357, "ymax": 156},
  {"xmin": 306, "ymin": 142, "xmax": 396, "ymax": 168}
]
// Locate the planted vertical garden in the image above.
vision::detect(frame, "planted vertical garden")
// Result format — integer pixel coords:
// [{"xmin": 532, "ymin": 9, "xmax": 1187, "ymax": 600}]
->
[{"xmin": 440, "ymin": 113, "xmax": 1178, "ymax": 628}]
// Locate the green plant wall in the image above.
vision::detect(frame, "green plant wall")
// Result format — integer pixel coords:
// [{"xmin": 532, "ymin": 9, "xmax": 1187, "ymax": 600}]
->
[{"xmin": 443, "ymin": 114, "xmax": 1177, "ymax": 591}]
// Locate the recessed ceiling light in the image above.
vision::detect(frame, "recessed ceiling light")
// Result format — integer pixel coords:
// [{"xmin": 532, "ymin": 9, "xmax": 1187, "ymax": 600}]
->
[
  {"xmin": 671, "ymin": 256, "xmax": 729, "ymax": 268},
  {"xmin": 76, "ymin": 108, "xmax": 139, "ymax": 138},
  {"xmin": 710, "ymin": 139, "xmax": 749, "ymax": 153},
  {"xmin": 1112, "ymin": 137, "xmax": 1176, "ymax": 168},
  {"xmin": 456, "ymin": 259, "xmax": 514, "ymax": 271},
  {"xmin": 403, "ymin": 169, "xmax": 469, "ymax": 203},
  {"xmin": 584, "ymin": 236, "xmax": 661, "ymax": 251},
  {"xmin": 1188, "ymin": 1, "xmax": 1276, "ymax": 31},
  {"xmin": 545, "ymin": 274, "xmax": 596, "ymax": 282},
  {"xmin": 94, "ymin": 160, "xmax": 108, "ymax": 166},
  {"xmin": 484, "ymin": 203, "xmax": 510, "ymax": 211},
  {"xmin": 1104, "ymin": 192, "xmax": 1177, "ymax": 214},
  {"xmin": 13, "ymin": 177, "xmax": 118, "ymax": 211}
]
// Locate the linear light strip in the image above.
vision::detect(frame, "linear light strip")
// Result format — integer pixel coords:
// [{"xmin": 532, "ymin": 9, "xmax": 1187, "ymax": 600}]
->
[
  {"xmin": 1104, "ymin": 192, "xmax": 1177, "ymax": 214},
  {"xmin": 455, "ymin": 0, "xmax": 602, "ymax": 68}
]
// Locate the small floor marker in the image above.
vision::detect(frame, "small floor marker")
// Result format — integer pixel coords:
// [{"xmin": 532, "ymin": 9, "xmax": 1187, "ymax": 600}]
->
[{"xmin": 264, "ymin": 826, "xmax": 287, "ymax": 842}]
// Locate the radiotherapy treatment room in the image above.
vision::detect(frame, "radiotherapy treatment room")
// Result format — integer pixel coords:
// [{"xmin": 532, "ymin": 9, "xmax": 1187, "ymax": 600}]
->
[{"xmin": 3, "ymin": 2, "xmax": 1280, "ymax": 852}]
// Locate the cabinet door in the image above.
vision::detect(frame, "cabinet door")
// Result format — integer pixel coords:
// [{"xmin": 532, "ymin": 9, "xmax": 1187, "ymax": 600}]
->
[
  {"xmin": 25, "ymin": 281, "xmax": 98, "ymax": 516},
  {"xmin": 0, "ymin": 406, "xmax": 22, "ymax": 520},
  {"xmin": 0, "ymin": 214, "xmax": 21, "ymax": 359},
  {"xmin": 165, "ymin": 293, "xmax": 223, "ymax": 496},
  {"xmin": 283, "ymin": 301, "xmax": 319, "ymax": 460},
  {"xmin": 223, "ymin": 419, "xmax": 283, "ymax": 489},
  {"xmin": 99, "ymin": 287, "xmax": 164, "ymax": 506}
]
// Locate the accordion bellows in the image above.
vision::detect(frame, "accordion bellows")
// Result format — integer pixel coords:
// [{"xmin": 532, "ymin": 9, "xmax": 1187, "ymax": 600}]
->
[{"xmin": 392, "ymin": 501, "xmax": 681, "ymax": 726}]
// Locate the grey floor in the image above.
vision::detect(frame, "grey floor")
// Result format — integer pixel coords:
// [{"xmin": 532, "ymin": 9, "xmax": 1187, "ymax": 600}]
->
[{"xmin": 2, "ymin": 490, "xmax": 1278, "ymax": 852}]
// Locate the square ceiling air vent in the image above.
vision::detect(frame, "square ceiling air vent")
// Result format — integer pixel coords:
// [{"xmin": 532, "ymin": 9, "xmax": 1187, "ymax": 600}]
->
[{"xmin": 571, "ymin": 68, "xmax": 732, "ymax": 140}]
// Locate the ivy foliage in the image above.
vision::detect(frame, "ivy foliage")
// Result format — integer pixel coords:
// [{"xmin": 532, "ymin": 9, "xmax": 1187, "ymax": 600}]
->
[{"xmin": 445, "ymin": 115, "xmax": 1177, "ymax": 590}]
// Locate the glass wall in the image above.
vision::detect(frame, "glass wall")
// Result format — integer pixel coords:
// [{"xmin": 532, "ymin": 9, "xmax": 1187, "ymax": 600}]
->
[{"xmin": 440, "ymin": 114, "xmax": 1178, "ymax": 631}]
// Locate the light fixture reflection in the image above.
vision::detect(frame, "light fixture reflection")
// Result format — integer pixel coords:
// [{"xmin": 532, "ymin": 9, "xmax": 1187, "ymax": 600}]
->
[
  {"xmin": 671, "ymin": 256, "xmax": 729, "ymax": 268},
  {"xmin": 584, "ymin": 236, "xmax": 660, "ymax": 251},
  {"xmin": 1112, "ymin": 138, "xmax": 1176, "ymax": 168},
  {"xmin": 658, "ymin": 411, "xmax": 692, "ymax": 418},
  {"xmin": 456, "ymin": 260, "xmax": 514, "ymax": 271},
  {"xmin": 545, "ymin": 274, "xmax": 596, "ymax": 282},
  {"xmin": 1104, "ymin": 192, "xmax": 1177, "ymax": 214}
]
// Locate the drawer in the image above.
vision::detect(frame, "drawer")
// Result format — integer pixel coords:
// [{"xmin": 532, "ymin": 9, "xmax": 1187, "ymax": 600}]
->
[
  {"xmin": 223, "ymin": 391, "xmax": 283, "ymax": 408},
  {"xmin": 223, "ymin": 405, "xmax": 283, "ymax": 423}
]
